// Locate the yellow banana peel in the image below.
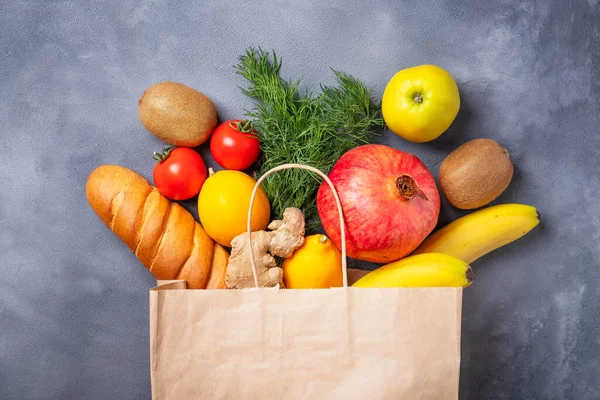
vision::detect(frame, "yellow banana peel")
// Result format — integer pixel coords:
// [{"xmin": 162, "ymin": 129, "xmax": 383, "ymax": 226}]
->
[
  {"xmin": 352, "ymin": 253, "xmax": 473, "ymax": 288},
  {"xmin": 412, "ymin": 203, "xmax": 540, "ymax": 264}
]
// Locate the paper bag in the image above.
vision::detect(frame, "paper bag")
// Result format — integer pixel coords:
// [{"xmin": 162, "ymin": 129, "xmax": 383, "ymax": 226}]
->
[{"xmin": 149, "ymin": 164, "xmax": 463, "ymax": 399}]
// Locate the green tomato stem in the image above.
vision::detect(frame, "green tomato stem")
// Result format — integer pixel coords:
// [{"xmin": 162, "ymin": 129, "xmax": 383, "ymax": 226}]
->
[
  {"xmin": 229, "ymin": 120, "xmax": 255, "ymax": 133},
  {"xmin": 153, "ymin": 145, "xmax": 174, "ymax": 163}
]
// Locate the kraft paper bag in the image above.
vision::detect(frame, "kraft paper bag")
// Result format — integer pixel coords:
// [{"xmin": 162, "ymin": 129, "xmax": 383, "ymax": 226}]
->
[
  {"xmin": 149, "ymin": 283, "xmax": 462, "ymax": 400},
  {"xmin": 148, "ymin": 164, "xmax": 463, "ymax": 399}
]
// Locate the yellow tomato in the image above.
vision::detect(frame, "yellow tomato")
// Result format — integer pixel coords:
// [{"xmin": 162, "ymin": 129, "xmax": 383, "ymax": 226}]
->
[
  {"xmin": 282, "ymin": 234, "xmax": 343, "ymax": 289},
  {"xmin": 382, "ymin": 64, "xmax": 460, "ymax": 143},
  {"xmin": 198, "ymin": 169, "xmax": 270, "ymax": 247}
]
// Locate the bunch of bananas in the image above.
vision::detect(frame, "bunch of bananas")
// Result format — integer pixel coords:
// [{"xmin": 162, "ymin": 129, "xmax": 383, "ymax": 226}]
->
[{"xmin": 352, "ymin": 204, "xmax": 540, "ymax": 288}]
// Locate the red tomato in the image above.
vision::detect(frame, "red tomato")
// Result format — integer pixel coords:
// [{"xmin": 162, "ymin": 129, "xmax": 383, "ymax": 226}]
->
[
  {"xmin": 152, "ymin": 146, "xmax": 207, "ymax": 200},
  {"xmin": 210, "ymin": 120, "xmax": 261, "ymax": 170}
]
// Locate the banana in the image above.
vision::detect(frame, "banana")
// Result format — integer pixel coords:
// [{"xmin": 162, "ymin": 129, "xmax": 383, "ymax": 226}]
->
[
  {"xmin": 411, "ymin": 203, "xmax": 540, "ymax": 264},
  {"xmin": 351, "ymin": 253, "xmax": 473, "ymax": 288}
]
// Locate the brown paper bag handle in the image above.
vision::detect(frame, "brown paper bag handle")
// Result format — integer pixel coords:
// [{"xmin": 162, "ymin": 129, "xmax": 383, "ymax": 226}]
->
[{"xmin": 247, "ymin": 164, "xmax": 348, "ymax": 288}]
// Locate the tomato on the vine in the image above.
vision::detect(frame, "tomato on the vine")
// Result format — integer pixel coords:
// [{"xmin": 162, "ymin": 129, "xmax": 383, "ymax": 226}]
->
[
  {"xmin": 152, "ymin": 146, "xmax": 207, "ymax": 200},
  {"xmin": 210, "ymin": 120, "xmax": 261, "ymax": 170}
]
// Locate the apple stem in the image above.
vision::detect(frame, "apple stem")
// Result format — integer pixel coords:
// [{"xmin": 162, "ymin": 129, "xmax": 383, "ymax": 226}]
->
[
  {"xmin": 413, "ymin": 93, "xmax": 423, "ymax": 104},
  {"xmin": 395, "ymin": 175, "xmax": 428, "ymax": 201}
]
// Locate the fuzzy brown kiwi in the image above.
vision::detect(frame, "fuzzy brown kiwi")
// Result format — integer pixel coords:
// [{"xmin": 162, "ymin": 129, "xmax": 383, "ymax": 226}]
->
[
  {"xmin": 138, "ymin": 81, "xmax": 217, "ymax": 147},
  {"xmin": 438, "ymin": 138, "xmax": 514, "ymax": 209}
]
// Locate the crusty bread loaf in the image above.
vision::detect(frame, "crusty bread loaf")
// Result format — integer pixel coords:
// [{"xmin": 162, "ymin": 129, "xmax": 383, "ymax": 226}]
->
[{"xmin": 86, "ymin": 164, "xmax": 228, "ymax": 289}]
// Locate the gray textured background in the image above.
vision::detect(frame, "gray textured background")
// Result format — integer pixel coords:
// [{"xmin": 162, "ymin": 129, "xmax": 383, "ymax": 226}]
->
[{"xmin": 1, "ymin": 0, "xmax": 598, "ymax": 399}]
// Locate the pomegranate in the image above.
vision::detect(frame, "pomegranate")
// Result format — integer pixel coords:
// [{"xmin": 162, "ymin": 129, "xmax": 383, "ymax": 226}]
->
[{"xmin": 316, "ymin": 144, "xmax": 440, "ymax": 263}]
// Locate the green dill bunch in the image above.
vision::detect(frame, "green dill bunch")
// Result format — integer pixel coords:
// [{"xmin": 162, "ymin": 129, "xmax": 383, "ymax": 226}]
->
[{"xmin": 235, "ymin": 47, "xmax": 384, "ymax": 232}]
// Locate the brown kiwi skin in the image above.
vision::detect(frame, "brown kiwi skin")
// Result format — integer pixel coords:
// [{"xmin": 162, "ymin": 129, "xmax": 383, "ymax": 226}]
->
[
  {"xmin": 438, "ymin": 138, "xmax": 514, "ymax": 210},
  {"xmin": 138, "ymin": 81, "xmax": 217, "ymax": 147}
]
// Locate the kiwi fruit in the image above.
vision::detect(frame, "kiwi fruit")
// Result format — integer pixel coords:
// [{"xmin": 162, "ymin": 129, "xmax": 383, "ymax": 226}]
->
[
  {"xmin": 138, "ymin": 81, "xmax": 217, "ymax": 147},
  {"xmin": 439, "ymin": 138, "xmax": 514, "ymax": 209}
]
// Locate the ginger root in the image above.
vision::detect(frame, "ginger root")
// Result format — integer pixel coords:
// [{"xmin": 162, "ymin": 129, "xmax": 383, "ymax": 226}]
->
[{"xmin": 225, "ymin": 208, "xmax": 305, "ymax": 289}]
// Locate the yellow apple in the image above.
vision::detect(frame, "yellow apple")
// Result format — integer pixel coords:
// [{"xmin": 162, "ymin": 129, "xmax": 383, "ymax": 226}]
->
[{"xmin": 382, "ymin": 65, "xmax": 460, "ymax": 143}]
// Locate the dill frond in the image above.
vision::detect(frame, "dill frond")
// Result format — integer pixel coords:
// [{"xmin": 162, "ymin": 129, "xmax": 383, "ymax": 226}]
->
[{"xmin": 236, "ymin": 47, "xmax": 384, "ymax": 232}]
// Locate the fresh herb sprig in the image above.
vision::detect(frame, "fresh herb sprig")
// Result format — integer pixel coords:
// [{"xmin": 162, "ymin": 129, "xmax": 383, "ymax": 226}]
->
[{"xmin": 235, "ymin": 47, "xmax": 384, "ymax": 232}]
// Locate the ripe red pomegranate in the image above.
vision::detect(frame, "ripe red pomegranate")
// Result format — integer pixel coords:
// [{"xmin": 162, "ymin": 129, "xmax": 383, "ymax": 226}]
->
[{"xmin": 317, "ymin": 144, "xmax": 440, "ymax": 263}]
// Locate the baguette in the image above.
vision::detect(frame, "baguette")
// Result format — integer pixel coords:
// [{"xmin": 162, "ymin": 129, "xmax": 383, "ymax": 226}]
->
[{"xmin": 85, "ymin": 164, "xmax": 228, "ymax": 289}]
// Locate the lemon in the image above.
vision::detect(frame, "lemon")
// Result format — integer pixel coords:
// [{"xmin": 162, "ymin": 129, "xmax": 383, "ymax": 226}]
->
[
  {"xmin": 198, "ymin": 169, "xmax": 270, "ymax": 247},
  {"xmin": 282, "ymin": 234, "xmax": 343, "ymax": 289}
]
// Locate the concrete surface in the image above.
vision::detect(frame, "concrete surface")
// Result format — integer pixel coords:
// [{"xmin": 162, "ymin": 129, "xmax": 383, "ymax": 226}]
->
[{"xmin": 1, "ymin": 0, "xmax": 598, "ymax": 399}]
